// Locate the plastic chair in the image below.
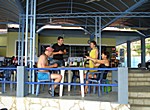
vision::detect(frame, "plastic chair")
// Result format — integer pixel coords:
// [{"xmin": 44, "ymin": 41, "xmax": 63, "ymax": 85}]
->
[
  {"xmin": 0, "ymin": 68, "xmax": 16, "ymax": 93},
  {"xmin": 87, "ymin": 70, "xmax": 109, "ymax": 96},
  {"xmin": 36, "ymin": 72, "xmax": 54, "ymax": 96},
  {"xmin": 72, "ymin": 70, "xmax": 80, "ymax": 91},
  {"xmin": 0, "ymin": 70, "xmax": 5, "ymax": 93}
]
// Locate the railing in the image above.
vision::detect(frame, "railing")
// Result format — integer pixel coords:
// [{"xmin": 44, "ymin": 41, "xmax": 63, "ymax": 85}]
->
[
  {"xmin": 0, "ymin": 67, "xmax": 17, "ymax": 93},
  {"xmin": 0, "ymin": 66, "xmax": 128, "ymax": 104}
]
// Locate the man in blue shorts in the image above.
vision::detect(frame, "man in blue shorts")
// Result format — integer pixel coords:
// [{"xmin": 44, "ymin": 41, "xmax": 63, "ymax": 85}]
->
[{"xmin": 37, "ymin": 47, "xmax": 62, "ymax": 96}]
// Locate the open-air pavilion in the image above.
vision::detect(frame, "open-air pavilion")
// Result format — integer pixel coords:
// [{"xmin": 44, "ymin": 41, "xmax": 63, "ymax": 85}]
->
[{"xmin": 0, "ymin": 0, "xmax": 150, "ymax": 110}]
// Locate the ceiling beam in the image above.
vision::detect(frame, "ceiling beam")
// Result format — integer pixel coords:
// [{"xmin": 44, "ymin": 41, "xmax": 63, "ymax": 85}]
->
[
  {"xmin": 85, "ymin": 0, "xmax": 100, "ymax": 3},
  {"xmin": 102, "ymin": 0, "xmax": 149, "ymax": 29},
  {"xmin": 15, "ymin": 0, "xmax": 24, "ymax": 14}
]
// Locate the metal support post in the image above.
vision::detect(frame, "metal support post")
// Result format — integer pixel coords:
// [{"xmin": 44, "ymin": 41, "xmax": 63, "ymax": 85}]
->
[
  {"xmin": 16, "ymin": 66, "xmax": 28, "ymax": 97},
  {"xmin": 25, "ymin": 0, "xmax": 29, "ymax": 66},
  {"xmin": 95, "ymin": 17, "xmax": 97, "ymax": 42},
  {"xmin": 21, "ymin": 16, "xmax": 25, "ymax": 66},
  {"xmin": 31, "ymin": 0, "xmax": 37, "ymax": 94},
  {"xmin": 141, "ymin": 37, "xmax": 146, "ymax": 67},
  {"xmin": 29, "ymin": 0, "xmax": 33, "ymax": 94},
  {"xmin": 98, "ymin": 17, "xmax": 101, "ymax": 59},
  {"xmin": 17, "ymin": 15, "xmax": 21, "ymax": 65},
  {"xmin": 127, "ymin": 41, "xmax": 131, "ymax": 68}
]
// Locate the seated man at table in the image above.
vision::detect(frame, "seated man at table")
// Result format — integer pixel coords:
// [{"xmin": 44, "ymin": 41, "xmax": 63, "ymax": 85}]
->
[{"xmin": 37, "ymin": 47, "xmax": 62, "ymax": 96}]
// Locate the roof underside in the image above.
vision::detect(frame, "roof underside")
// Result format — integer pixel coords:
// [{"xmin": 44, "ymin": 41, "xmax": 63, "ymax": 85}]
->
[{"xmin": 0, "ymin": 0, "xmax": 150, "ymax": 44}]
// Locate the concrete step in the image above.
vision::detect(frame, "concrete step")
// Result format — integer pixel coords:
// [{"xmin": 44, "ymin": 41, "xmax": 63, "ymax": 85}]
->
[
  {"xmin": 131, "ymin": 104, "xmax": 150, "ymax": 110},
  {"xmin": 129, "ymin": 81, "xmax": 150, "ymax": 86},
  {"xmin": 129, "ymin": 97, "xmax": 150, "ymax": 105},
  {"xmin": 129, "ymin": 73, "xmax": 150, "ymax": 77},
  {"xmin": 107, "ymin": 72, "xmax": 150, "ymax": 79},
  {"xmin": 128, "ymin": 77, "xmax": 150, "ymax": 81},
  {"xmin": 129, "ymin": 87, "xmax": 150, "ymax": 97},
  {"xmin": 129, "ymin": 92, "xmax": 150, "ymax": 98}
]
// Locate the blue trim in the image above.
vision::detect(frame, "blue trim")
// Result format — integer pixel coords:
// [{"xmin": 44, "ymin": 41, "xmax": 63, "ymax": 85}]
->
[
  {"xmin": 0, "ymin": 67, "xmax": 117, "ymax": 71},
  {"xmin": 25, "ymin": 82, "xmax": 118, "ymax": 87},
  {"xmin": 0, "ymin": 68, "xmax": 17, "ymax": 70},
  {"xmin": 26, "ymin": 67, "xmax": 117, "ymax": 71},
  {"xmin": 0, "ymin": 81, "xmax": 17, "ymax": 84}
]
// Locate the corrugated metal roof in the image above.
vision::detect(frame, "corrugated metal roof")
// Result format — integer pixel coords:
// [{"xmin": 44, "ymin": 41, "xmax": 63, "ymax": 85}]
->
[{"xmin": 0, "ymin": 0, "xmax": 150, "ymax": 43}]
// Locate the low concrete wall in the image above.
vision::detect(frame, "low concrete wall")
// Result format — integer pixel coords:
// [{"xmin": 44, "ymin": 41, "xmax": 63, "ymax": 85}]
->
[{"xmin": 0, "ymin": 96, "xmax": 130, "ymax": 110}]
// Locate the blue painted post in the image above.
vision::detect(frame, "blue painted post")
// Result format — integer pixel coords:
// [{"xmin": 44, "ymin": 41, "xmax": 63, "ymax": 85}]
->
[{"xmin": 95, "ymin": 17, "xmax": 97, "ymax": 42}]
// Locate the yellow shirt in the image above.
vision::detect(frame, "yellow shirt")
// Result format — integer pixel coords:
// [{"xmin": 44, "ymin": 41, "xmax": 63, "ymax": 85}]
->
[{"xmin": 89, "ymin": 48, "xmax": 98, "ymax": 72}]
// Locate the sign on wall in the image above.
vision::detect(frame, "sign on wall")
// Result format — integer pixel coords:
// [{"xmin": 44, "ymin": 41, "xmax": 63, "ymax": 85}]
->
[{"xmin": 120, "ymin": 48, "xmax": 125, "ymax": 63}]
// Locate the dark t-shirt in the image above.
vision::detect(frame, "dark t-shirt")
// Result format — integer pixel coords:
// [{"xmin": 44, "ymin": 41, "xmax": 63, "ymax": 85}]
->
[{"xmin": 52, "ymin": 43, "xmax": 66, "ymax": 60}]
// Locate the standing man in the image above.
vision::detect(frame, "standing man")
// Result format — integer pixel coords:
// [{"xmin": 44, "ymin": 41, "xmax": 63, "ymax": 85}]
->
[{"xmin": 52, "ymin": 36, "xmax": 66, "ymax": 67}]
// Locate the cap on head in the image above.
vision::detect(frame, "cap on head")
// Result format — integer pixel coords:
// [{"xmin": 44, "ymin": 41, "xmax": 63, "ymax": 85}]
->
[{"xmin": 46, "ymin": 47, "xmax": 54, "ymax": 52}]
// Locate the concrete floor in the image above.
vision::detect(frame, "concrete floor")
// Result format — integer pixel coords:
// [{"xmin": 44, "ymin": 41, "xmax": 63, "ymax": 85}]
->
[{"xmin": 0, "ymin": 84, "xmax": 118, "ymax": 102}]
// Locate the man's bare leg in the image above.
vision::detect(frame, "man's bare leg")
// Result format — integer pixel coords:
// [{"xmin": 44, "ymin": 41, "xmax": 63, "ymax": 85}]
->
[
  {"xmin": 48, "ymin": 73, "xmax": 62, "ymax": 96},
  {"xmin": 50, "ymin": 73, "xmax": 62, "ymax": 89}
]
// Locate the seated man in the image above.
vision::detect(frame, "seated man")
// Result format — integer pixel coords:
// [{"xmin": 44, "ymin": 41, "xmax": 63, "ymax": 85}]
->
[{"xmin": 37, "ymin": 47, "xmax": 62, "ymax": 96}]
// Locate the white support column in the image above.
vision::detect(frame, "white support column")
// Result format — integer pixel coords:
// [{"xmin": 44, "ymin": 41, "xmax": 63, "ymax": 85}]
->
[
  {"xmin": 31, "ymin": 0, "xmax": 37, "ymax": 94},
  {"xmin": 32, "ymin": 0, "xmax": 36, "ymax": 66},
  {"xmin": 29, "ymin": 0, "xmax": 33, "ymax": 94},
  {"xmin": 17, "ymin": 15, "xmax": 21, "ymax": 65},
  {"xmin": 21, "ymin": 16, "xmax": 25, "ymax": 66}
]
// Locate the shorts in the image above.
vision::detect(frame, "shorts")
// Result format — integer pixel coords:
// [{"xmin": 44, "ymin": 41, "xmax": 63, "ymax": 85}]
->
[
  {"xmin": 53, "ymin": 59, "xmax": 64, "ymax": 67},
  {"xmin": 37, "ymin": 72, "xmax": 50, "ymax": 80}
]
